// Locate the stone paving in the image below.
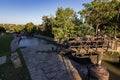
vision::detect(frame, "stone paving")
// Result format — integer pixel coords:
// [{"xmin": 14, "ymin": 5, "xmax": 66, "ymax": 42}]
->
[
  {"xmin": 20, "ymin": 42, "xmax": 73, "ymax": 80},
  {"xmin": 0, "ymin": 56, "xmax": 6, "ymax": 65},
  {"xmin": 10, "ymin": 34, "xmax": 81, "ymax": 80}
]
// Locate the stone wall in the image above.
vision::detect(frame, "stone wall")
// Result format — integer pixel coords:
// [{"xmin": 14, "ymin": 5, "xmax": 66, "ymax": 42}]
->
[{"xmin": 10, "ymin": 34, "xmax": 20, "ymax": 51}]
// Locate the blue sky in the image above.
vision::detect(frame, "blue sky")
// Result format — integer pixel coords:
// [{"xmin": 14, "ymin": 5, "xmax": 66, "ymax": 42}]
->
[{"xmin": 0, "ymin": 0, "xmax": 92, "ymax": 25}]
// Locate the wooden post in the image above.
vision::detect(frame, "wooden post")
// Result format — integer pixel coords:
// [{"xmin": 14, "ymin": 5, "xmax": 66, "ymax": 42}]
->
[
  {"xmin": 96, "ymin": 24, "xmax": 99, "ymax": 35},
  {"xmin": 106, "ymin": 40, "xmax": 109, "ymax": 52},
  {"xmin": 89, "ymin": 65, "xmax": 109, "ymax": 80},
  {"xmin": 119, "ymin": 55, "xmax": 120, "ymax": 63},
  {"xmin": 97, "ymin": 52, "xmax": 103, "ymax": 65},
  {"xmin": 115, "ymin": 40, "xmax": 117, "ymax": 50}
]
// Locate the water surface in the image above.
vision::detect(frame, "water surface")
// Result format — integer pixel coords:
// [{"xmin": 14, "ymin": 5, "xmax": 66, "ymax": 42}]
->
[{"xmin": 19, "ymin": 37, "xmax": 46, "ymax": 47}]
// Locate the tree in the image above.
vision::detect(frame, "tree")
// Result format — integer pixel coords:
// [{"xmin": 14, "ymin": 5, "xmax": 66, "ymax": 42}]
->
[
  {"xmin": 0, "ymin": 26, "xmax": 6, "ymax": 34},
  {"xmin": 24, "ymin": 22, "xmax": 37, "ymax": 35},
  {"xmin": 73, "ymin": 12, "xmax": 82, "ymax": 26},
  {"xmin": 41, "ymin": 16, "xmax": 53, "ymax": 37},
  {"xmin": 52, "ymin": 7, "xmax": 76, "ymax": 42},
  {"xmin": 105, "ymin": 0, "xmax": 120, "ymax": 37},
  {"xmin": 79, "ymin": 0, "xmax": 118, "ymax": 35},
  {"xmin": 77, "ymin": 24, "xmax": 95, "ymax": 36}
]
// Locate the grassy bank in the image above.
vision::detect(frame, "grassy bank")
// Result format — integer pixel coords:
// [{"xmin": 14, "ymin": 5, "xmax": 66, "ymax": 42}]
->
[
  {"xmin": 0, "ymin": 34, "xmax": 31, "ymax": 80},
  {"xmin": 0, "ymin": 34, "xmax": 13, "ymax": 56}
]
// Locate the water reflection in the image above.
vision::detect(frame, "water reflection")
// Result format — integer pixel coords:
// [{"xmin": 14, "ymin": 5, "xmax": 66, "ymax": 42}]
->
[{"xmin": 19, "ymin": 37, "xmax": 46, "ymax": 47}]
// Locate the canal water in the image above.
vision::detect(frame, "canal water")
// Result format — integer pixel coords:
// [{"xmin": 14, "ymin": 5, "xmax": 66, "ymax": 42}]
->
[{"xmin": 19, "ymin": 37, "xmax": 46, "ymax": 47}]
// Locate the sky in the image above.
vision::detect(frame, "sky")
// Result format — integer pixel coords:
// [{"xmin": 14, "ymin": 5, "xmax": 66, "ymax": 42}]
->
[{"xmin": 0, "ymin": 0, "xmax": 92, "ymax": 25}]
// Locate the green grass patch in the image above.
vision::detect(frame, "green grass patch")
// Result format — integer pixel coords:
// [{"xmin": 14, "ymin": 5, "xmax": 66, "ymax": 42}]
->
[
  {"xmin": 0, "ymin": 48, "xmax": 31, "ymax": 80},
  {"xmin": 0, "ymin": 34, "xmax": 13, "ymax": 56},
  {"xmin": 0, "ymin": 34, "xmax": 31, "ymax": 80}
]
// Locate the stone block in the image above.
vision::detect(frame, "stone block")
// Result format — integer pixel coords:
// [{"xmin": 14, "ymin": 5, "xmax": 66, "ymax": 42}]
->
[
  {"xmin": 0, "ymin": 56, "xmax": 6, "ymax": 65},
  {"xmin": 11, "ymin": 52, "xmax": 22, "ymax": 68}
]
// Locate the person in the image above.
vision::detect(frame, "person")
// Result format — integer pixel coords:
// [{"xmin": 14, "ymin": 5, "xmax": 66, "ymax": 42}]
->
[{"xmin": 52, "ymin": 47, "xmax": 54, "ymax": 51}]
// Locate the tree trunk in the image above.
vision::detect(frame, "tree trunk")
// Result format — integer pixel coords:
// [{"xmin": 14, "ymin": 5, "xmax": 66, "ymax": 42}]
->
[
  {"xmin": 96, "ymin": 24, "xmax": 99, "ymax": 35},
  {"xmin": 114, "ymin": 24, "xmax": 117, "ymax": 39},
  {"xmin": 119, "ymin": 55, "xmax": 120, "ymax": 63}
]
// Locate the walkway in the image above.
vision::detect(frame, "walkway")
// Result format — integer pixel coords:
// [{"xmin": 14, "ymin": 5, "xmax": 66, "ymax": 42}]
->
[
  {"xmin": 20, "ymin": 41, "xmax": 81, "ymax": 80},
  {"xmin": 10, "ymin": 34, "xmax": 82, "ymax": 80}
]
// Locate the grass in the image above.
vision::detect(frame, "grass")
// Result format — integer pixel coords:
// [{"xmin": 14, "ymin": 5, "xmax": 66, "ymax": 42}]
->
[
  {"xmin": 0, "ymin": 34, "xmax": 13, "ymax": 56},
  {"xmin": 0, "ymin": 34, "xmax": 31, "ymax": 80}
]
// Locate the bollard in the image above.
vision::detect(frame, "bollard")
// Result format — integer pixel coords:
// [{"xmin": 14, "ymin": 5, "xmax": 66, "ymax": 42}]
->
[
  {"xmin": 11, "ymin": 52, "xmax": 22, "ymax": 68},
  {"xmin": 89, "ymin": 64, "xmax": 109, "ymax": 80}
]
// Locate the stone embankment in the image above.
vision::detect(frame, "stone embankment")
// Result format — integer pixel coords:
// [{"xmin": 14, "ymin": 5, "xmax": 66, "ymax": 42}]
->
[{"xmin": 10, "ymin": 34, "xmax": 20, "ymax": 51}]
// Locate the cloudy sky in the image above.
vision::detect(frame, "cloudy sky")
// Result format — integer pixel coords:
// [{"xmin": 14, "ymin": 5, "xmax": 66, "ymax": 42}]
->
[{"xmin": 0, "ymin": 0, "xmax": 92, "ymax": 24}]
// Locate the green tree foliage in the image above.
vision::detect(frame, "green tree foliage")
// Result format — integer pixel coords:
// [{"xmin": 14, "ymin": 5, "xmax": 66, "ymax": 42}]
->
[
  {"xmin": 0, "ymin": 0, "xmax": 119, "ymax": 40},
  {"xmin": 3, "ymin": 24, "xmax": 10, "ymax": 30},
  {"xmin": 0, "ymin": 24, "xmax": 25, "ymax": 33},
  {"xmin": 10, "ymin": 25, "xmax": 24, "ymax": 32},
  {"xmin": 77, "ymin": 24, "xmax": 95, "ymax": 36},
  {"xmin": 0, "ymin": 26, "xmax": 6, "ymax": 34},
  {"xmin": 16, "ymin": 25, "xmax": 25, "ymax": 32},
  {"xmin": 24, "ymin": 22, "xmax": 34, "ymax": 33},
  {"xmin": 41, "ymin": 16, "xmax": 53, "ymax": 37},
  {"xmin": 73, "ymin": 13, "xmax": 82, "ymax": 26},
  {"xmin": 24, "ymin": 22, "xmax": 39, "ymax": 35},
  {"xmin": 52, "ymin": 8, "xmax": 76, "ymax": 42},
  {"xmin": 79, "ymin": 0, "xmax": 118, "ymax": 35}
]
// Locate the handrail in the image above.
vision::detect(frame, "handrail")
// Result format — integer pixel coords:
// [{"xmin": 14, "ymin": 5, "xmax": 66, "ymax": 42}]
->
[{"xmin": 68, "ymin": 40, "xmax": 110, "ymax": 53}]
